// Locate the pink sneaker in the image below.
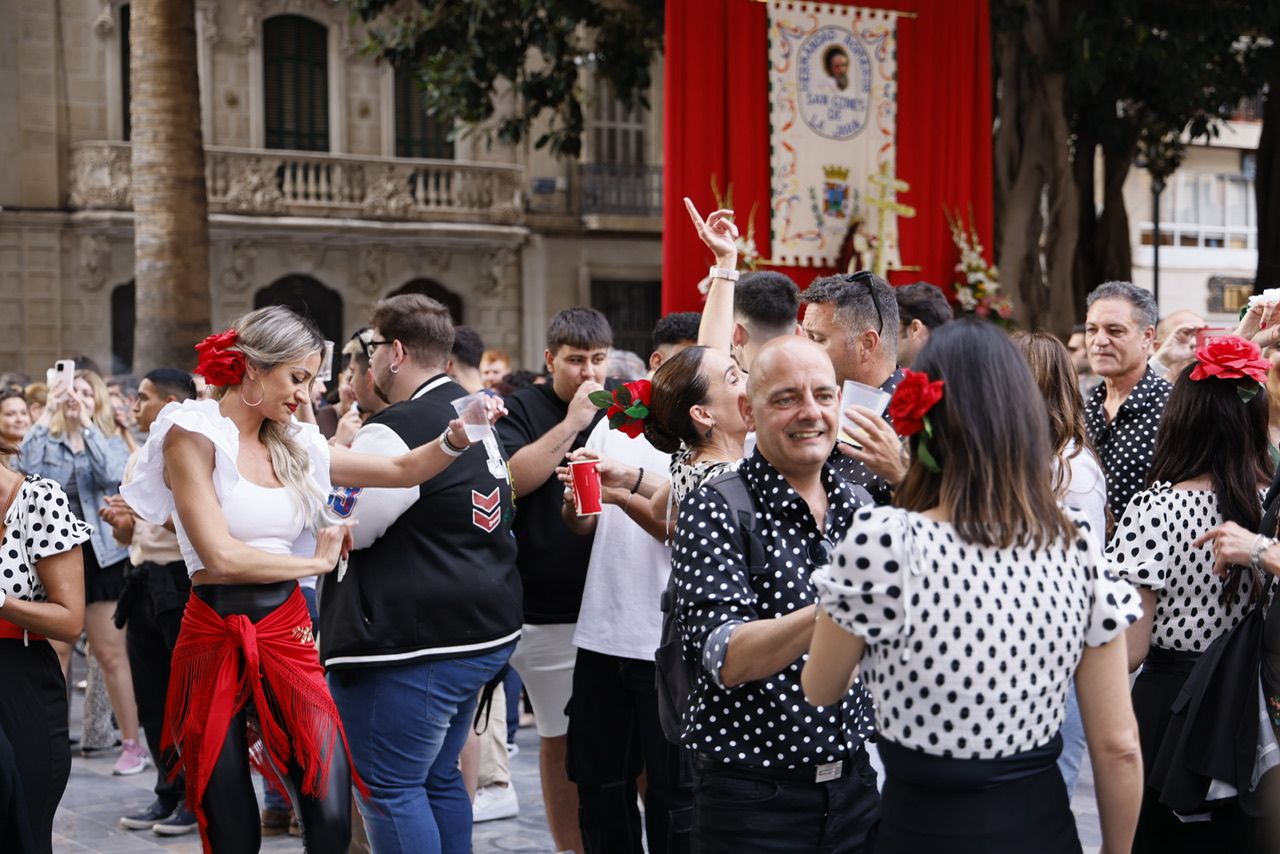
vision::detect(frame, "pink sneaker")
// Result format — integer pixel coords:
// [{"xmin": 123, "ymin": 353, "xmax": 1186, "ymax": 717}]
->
[{"xmin": 112, "ymin": 739, "xmax": 151, "ymax": 776}]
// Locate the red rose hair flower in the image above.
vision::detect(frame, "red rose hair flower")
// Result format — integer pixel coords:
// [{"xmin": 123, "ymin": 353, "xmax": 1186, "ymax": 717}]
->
[
  {"xmin": 589, "ymin": 379, "xmax": 652, "ymax": 439},
  {"xmin": 1189, "ymin": 335, "xmax": 1269, "ymax": 385},
  {"xmin": 889, "ymin": 370, "xmax": 945, "ymax": 438},
  {"xmin": 194, "ymin": 328, "xmax": 247, "ymax": 387}
]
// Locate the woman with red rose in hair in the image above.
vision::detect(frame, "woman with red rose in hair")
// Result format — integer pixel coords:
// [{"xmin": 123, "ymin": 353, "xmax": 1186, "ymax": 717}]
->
[
  {"xmin": 1108, "ymin": 334, "xmax": 1273, "ymax": 852},
  {"xmin": 120, "ymin": 305, "xmax": 500, "ymax": 853},
  {"xmin": 644, "ymin": 345, "xmax": 750, "ymax": 525},
  {"xmin": 803, "ymin": 321, "xmax": 1144, "ymax": 853}
]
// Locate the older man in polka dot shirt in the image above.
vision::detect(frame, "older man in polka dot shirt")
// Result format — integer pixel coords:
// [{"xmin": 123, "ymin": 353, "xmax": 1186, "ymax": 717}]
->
[
  {"xmin": 671, "ymin": 337, "xmax": 879, "ymax": 854},
  {"xmin": 1083, "ymin": 282, "xmax": 1173, "ymax": 519}
]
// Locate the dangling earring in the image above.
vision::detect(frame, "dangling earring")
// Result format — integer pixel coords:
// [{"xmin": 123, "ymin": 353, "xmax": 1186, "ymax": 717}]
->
[
  {"xmin": 704, "ymin": 422, "xmax": 715, "ymax": 440},
  {"xmin": 239, "ymin": 379, "xmax": 265, "ymax": 407}
]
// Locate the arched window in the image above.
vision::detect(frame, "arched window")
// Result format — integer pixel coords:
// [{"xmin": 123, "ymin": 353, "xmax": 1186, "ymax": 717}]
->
[
  {"xmin": 254, "ymin": 275, "xmax": 344, "ymax": 346},
  {"xmin": 111, "ymin": 280, "xmax": 136, "ymax": 374},
  {"xmin": 394, "ymin": 67, "xmax": 454, "ymax": 160},
  {"xmin": 263, "ymin": 15, "xmax": 329, "ymax": 151},
  {"xmin": 387, "ymin": 278, "xmax": 463, "ymax": 324}
]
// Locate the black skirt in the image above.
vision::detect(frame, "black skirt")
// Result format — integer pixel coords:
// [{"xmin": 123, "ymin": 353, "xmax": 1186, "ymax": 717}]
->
[
  {"xmin": 0, "ymin": 639, "xmax": 70, "ymax": 854},
  {"xmin": 875, "ymin": 734, "xmax": 1079, "ymax": 854}
]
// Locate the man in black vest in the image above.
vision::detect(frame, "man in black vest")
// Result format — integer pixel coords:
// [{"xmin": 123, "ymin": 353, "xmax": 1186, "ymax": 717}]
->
[{"xmin": 320, "ymin": 294, "xmax": 522, "ymax": 854}]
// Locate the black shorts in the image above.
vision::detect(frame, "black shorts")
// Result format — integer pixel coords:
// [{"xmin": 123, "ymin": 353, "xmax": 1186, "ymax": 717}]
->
[{"xmin": 83, "ymin": 544, "xmax": 127, "ymax": 604}]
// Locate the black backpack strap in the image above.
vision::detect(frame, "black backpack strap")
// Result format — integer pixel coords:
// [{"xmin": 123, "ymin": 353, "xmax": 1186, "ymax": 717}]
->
[{"xmin": 703, "ymin": 470, "xmax": 767, "ymax": 579}]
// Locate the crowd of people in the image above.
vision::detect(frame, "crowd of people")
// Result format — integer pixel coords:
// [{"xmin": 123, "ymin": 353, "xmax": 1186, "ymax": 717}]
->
[{"xmin": 0, "ymin": 198, "xmax": 1277, "ymax": 854}]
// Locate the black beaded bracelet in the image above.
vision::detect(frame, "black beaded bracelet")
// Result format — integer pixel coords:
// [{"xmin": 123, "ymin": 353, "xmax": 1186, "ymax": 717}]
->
[{"xmin": 631, "ymin": 467, "xmax": 644, "ymax": 495}]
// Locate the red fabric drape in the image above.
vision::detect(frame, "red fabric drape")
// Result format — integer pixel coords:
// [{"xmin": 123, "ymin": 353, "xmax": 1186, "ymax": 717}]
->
[{"xmin": 662, "ymin": 0, "xmax": 993, "ymax": 314}]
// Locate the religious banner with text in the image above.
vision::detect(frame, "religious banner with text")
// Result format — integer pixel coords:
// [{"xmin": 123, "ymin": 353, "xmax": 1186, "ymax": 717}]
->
[{"xmin": 768, "ymin": 2, "xmax": 899, "ymax": 269}]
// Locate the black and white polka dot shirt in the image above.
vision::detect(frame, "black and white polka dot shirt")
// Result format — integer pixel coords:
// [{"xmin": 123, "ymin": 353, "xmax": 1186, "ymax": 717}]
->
[
  {"xmin": 671, "ymin": 451, "xmax": 875, "ymax": 768},
  {"xmin": 1084, "ymin": 368, "xmax": 1172, "ymax": 517},
  {"xmin": 813, "ymin": 505, "xmax": 1141, "ymax": 758},
  {"xmin": 829, "ymin": 368, "xmax": 904, "ymax": 506},
  {"xmin": 1108, "ymin": 484, "xmax": 1262, "ymax": 653},
  {"xmin": 0, "ymin": 476, "xmax": 93, "ymax": 603}
]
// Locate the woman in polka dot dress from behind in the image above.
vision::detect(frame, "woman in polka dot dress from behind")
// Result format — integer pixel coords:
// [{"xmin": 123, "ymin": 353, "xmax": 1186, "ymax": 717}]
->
[
  {"xmin": 0, "ymin": 426, "xmax": 90, "ymax": 853},
  {"xmin": 802, "ymin": 321, "xmax": 1144, "ymax": 854},
  {"xmin": 1108, "ymin": 336, "xmax": 1274, "ymax": 852}
]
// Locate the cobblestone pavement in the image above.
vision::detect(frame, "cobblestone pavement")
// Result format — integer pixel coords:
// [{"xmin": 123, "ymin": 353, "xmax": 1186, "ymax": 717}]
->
[{"xmin": 53, "ymin": 672, "xmax": 1101, "ymax": 853}]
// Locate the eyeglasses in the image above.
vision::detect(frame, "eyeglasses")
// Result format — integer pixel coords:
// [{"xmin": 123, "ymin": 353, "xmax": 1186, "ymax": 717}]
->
[
  {"xmin": 807, "ymin": 537, "xmax": 836, "ymax": 568},
  {"xmin": 845, "ymin": 271, "xmax": 883, "ymax": 335},
  {"xmin": 363, "ymin": 338, "xmax": 391, "ymax": 359}
]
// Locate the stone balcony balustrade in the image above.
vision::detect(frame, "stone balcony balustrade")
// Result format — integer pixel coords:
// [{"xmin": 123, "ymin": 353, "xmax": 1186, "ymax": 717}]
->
[{"xmin": 69, "ymin": 141, "xmax": 525, "ymax": 225}]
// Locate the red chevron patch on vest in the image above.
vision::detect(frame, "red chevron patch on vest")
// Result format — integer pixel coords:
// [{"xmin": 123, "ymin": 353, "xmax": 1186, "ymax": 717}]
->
[
  {"xmin": 472, "ymin": 489, "xmax": 501, "ymax": 532},
  {"xmin": 472, "ymin": 489, "xmax": 500, "ymax": 512}
]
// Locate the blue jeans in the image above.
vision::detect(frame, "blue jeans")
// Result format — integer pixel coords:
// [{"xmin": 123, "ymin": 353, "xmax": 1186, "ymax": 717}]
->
[
  {"xmin": 264, "ymin": 586, "xmax": 317, "ymax": 813},
  {"xmin": 1057, "ymin": 684, "xmax": 1086, "ymax": 794},
  {"xmin": 328, "ymin": 642, "xmax": 515, "ymax": 854}
]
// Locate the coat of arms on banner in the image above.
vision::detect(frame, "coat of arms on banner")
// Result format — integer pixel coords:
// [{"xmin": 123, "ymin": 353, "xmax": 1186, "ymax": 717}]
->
[{"xmin": 768, "ymin": 3, "xmax": 900, "ymax": 268}]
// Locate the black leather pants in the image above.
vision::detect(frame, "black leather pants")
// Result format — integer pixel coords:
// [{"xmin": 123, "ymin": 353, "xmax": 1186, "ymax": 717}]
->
[{"xmin": 194, "ymin": 582, "xmax": 351, "ymax": 854}]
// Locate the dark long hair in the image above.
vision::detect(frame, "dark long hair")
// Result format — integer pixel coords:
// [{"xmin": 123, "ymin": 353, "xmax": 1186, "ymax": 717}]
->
[
  {"xmin": 1011, "ymin": 331, "xmax": 1097, "ymax": 492},
  {"xmin": 896, "ymin": 321, "xmax": 1074, "ymax": 549},
  {"xmin": 1147, "ymin": 363, "xmax": 1271, "ymax": 606},
  {"xmin": 645, "ymin": 346, "xmax": 711, "ymax": 454}
]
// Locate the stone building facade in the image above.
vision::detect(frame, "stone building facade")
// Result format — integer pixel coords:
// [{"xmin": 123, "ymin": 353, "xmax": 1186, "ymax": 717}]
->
[{"xmin": 0, "ymin": 0, "xmax": 665, "ymax": 377}]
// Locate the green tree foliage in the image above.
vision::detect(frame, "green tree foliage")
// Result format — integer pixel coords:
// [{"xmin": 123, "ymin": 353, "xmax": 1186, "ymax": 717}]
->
[
  {"xmin": 992, "ymin": 0, "xmax": 1275, "ymax": 319},
  {"xmin": 1063, "ymin": 1, "xmax": 1272, "ymax": 294},
  {"xmin": 348, "ymin": 0, "xmax": 664, "ymax": 158}
]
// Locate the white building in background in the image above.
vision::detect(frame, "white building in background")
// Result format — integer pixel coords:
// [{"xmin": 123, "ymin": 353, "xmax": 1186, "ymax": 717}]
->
[
  {"xmin": 0, "ymin": 0, "xmax": 665, "ymax": 378},
  {"xmin": 1125, "ymin": 99, "xmax": 1263, "ymax": 326}
]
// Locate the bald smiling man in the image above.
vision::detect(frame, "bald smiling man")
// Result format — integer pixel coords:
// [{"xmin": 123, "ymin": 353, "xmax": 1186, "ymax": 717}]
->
[{"xmin": 670, "ymin": 337, "xmax": 880, "ymax": 854}]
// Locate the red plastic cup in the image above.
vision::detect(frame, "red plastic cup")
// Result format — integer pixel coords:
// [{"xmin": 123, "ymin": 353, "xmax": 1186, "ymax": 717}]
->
[{"xmin": 569, "ymin": 459, "xmax": 603, "ymax": 516}]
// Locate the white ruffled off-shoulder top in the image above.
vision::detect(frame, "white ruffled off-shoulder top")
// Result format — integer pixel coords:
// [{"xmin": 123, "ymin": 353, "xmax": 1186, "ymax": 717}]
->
[{"xmin": 120, "ymin": 399, "xmax": 332, "ymax": 577}]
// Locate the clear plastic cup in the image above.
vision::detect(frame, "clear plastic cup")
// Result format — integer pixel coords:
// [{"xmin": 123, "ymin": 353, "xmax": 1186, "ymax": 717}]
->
[
  {"xmin": 840, "ymin": 380, "xmax": 891, "ymax": 445},
  {"xmin": 451, "ymin": 391, "xmax": 492, "ymax": 441}
]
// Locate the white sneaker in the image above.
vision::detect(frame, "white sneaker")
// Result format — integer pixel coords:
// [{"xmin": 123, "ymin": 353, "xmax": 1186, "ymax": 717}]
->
[{"xmin": 472, "ymin": 783, "xmax": 519, "ymax": 823}]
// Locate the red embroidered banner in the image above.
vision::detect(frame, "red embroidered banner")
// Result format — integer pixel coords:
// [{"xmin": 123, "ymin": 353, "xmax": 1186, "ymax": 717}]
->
[{"xmin": 662, "ymin": 0, "xmax": 993, "ymax": 313}]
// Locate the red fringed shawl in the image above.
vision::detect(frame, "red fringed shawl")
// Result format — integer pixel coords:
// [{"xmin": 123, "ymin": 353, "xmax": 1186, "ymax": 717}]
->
[{"xmin": 163, "ymin": 587, "xmax": 363, "ymax": 850}]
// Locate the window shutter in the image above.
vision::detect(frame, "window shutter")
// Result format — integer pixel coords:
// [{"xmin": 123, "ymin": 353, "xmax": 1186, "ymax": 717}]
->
[
  {"xmin": 394, "ymin": 68, "xmax": 454, "ymax": 160},
  {"xmin": 263, "ymin": 15, "xmax": 329, "ymax": 151}
]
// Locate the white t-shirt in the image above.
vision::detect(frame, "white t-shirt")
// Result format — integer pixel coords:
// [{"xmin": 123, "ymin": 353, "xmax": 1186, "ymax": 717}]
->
[
  {"xmin": 1059, "ymin": 440, "xmax": 1107, "ymax": 548},
  {"xmin": 572, "ymin": 418, "xmax": 673, "ymax": 661}
]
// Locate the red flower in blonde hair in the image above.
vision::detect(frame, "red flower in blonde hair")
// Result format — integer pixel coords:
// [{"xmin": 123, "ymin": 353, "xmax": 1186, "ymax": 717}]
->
[{"xmin": 194, "ymin": 329, "xmax": 246, "ymax": 387}]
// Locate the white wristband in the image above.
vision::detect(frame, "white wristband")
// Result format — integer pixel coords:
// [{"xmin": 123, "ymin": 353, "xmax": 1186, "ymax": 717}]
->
[
  {"xmin": 439, "ymin": 430, "xmax": 466, "ymax": 458},
  {"xmin": 709, "ymin": 266, "xmax": 740, "ymax": 282}
]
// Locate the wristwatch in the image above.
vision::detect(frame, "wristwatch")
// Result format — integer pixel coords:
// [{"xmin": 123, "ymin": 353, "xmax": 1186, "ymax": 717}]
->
[{"xmin": 709, "ymin": 266, "xmax": 740, "ymax": 282}]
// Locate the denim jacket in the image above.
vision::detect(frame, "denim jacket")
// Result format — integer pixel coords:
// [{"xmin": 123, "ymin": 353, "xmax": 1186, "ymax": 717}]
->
[{"xmin": 17, "ymin": 424, "xmax": 130, "ymax": 566}]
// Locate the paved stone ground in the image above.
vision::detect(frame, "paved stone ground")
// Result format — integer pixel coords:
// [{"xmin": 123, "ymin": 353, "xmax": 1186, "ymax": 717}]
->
[{"xmin": 53, "ymin": 677, "xmax": 1102, "ymax": 853}]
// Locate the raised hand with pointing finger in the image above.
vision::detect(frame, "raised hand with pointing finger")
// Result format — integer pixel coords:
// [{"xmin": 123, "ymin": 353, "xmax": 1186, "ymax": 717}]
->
[{"xmin": 684, "ymin": 196, "xmax": 739, "ymax": 270}]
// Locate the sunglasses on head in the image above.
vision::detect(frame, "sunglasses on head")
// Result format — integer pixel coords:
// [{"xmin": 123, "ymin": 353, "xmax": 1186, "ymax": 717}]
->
[{"xmin": 845, "ymin": 271, "xmax": 883, "ymax": 336}]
